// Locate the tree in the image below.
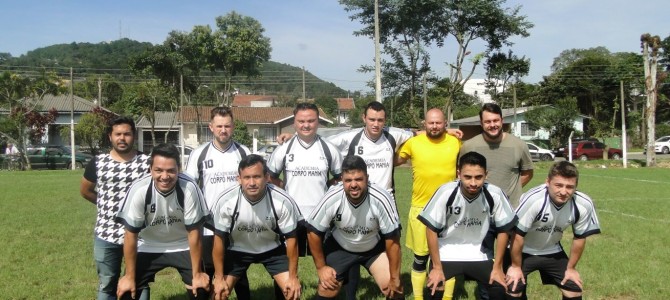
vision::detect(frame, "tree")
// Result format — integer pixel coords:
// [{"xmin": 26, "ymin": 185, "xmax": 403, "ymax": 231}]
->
[
  {"xmin": 124, "ymin": 80, "xmax": 178, "ymax": 147},
  {"xmin": 61, "ymin": 107, "xmax": 116, "ymax": 155},
  {"xmin": 484, "ymin": 50, "xmax": 530, "ymax": 108},
  {"xmin": 641, "ymin": 34, "xmax": 663, "ymax": 167},
  {"xmin": 524, "ymin": 98, "xmax": 580, "ymax": 148},
  {"xmin": 314, "ymin": 96, "xmax": 338, "ymax": 120},
  {"xmin": 232, "ymin": 119, "xmax": 252, "ymax": 148}
]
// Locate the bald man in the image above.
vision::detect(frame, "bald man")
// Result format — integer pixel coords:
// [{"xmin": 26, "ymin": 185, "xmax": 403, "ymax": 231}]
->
[{"xmin": 395, "ymin": 109, "xmax": 461, "ymax": 300}]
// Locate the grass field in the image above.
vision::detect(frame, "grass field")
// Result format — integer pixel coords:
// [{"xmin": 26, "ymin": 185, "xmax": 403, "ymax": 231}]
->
[{"xmin": 1, "ymin": 160, "xmax": 669, "ymax": 299}]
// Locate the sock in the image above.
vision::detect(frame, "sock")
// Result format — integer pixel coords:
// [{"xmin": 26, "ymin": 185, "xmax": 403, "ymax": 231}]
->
[
  {"xmin": 411, "ymin": 270, "xmax": 427, "ymax": 300},
  {"xmin": 442, "ymin": 277, "xmax": 455, "ymax": 300}
]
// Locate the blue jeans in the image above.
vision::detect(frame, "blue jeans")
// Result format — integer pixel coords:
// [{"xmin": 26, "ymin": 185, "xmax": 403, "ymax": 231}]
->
[{"xmin": 93, "ymin": 237, "xmax": 123, "ymax": 300}]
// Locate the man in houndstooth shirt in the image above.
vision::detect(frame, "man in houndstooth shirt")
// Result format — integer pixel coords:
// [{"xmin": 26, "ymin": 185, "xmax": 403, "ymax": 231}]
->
[{"xmin": 80, "ymin": 116, "xmax": 150, "ymax": 300}]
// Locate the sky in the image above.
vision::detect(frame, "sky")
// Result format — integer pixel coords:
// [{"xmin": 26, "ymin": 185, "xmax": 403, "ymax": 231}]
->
[{"xmin": 1, "ymin": 0, "xmax": 669, "ymax": 94}]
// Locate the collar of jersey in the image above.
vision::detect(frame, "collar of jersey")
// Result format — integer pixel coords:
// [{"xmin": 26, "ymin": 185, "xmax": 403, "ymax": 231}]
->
[
  {"xmin": 296, "ymin": 135, "xmax": 318, "ymax": 149},
  {"xmin": 546, "ymin": 191, "xmax": 569, "ymax": 210},
  {"xmin": 362, "ymin": 129, "xmax": 383, "ymax": 143},
  {"xmin": 155, "ymin": 185, "xmax": 176, "ymax": 197},
  {"xmin": 345, "ymin": 191, "xmax": 369, "ymax": 208},
  {"xmin": 457, "ymin": 181, "xmax": 482, "ymax": 203},
  {"xmin": 211, "ymin": 141, "xmax": 234, "ymax": 153}
]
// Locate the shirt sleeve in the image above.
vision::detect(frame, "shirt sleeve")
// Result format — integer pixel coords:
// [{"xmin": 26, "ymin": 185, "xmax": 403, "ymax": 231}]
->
[
  {"xmin": 210, "ymin": 192, "xmax": 234, "ymax": 237},
  {"xmin": 305, "ymin": 196, "xmax": 336, "ymax": 236},
  {"xmin": 82, "ymin": 157, "xmax": 97, "ymax": 182},
  {"xmin": 514, "ymin": 195, "xmax": 541, "ymax": 236},
  {"xmin": 375, "ymin": 196, "xmax": 402, "ymax": 238},
  {"xmin": 573, "ymin": 194, "xmax": 601, "ymax": 238},
  {"xmin": 266, "ymin": 142, "xmax": 287, "ymax": 178},
  {"xmin": 389, "ymin": 127, "xmax": 414, "ymax": 149},
  {"xmin": 182, "ymin": 180, "xmax": 210, "ymax": 230},
  {"xmin": 417, "ymin": 184, "xmax": 451, "ymax": 233},
  {"xmin": 277, "ymin": 195, "xmax": 300, "ymax": 237},
  {"xmin": 327, "ymin": 142, "xmax": 343, "ymax": 178},
  {"xmin": 397, "ymin": 137, "xmax": 413, "ymax": 160},
  {"xmin": 490, "ymin": 186, "xmax": 518, "ymax": 232},
  {"xmin": 519, "ymin": 140, "xmax": 534, "ymax": 171},
  {"xmin": 116, "ymin": 180, "xmax": 149, "ymax": 233},
  {"xmin": 183, "ymin": 146, "xmax": 202, "ymax": 180}
]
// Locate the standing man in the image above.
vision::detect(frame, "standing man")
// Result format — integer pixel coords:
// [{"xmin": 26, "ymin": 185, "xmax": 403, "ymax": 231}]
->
[
  {"xmin": 80, "ymin": 116, "xmax": 150, "ymax": 300},
  {"xmin": 184, "ymin": 106, "xmax": 251, "ymax": 299},
  {"xmin": 420, "ymin": 151, "xmax": 517, "ymax": 300},
  {"xmin": 306, "ymin": 155, "xmax": 403, "ymax": 300},
  {"xmin": 116, "ymin": 143, "xmax": 211, "ymax": 300},
  {"xmin": 506, "ymin": 161, "xmax": 601, "ymax": 300},
  {"xmin": 395, "ymin": 108, "xmax": 461, "ymax": 300},
  {"xmin": 460, "ymin": 103, "xmax": 534, "ymax": 208},
  {"xmin": 209, "ymin": 154, "xmax": 302, "ymax": 300},
  {"xmin": 267, "ymin": 103, "xmax": 343, "ymax": 254},
  {"xmin": 5, "ymin": 143, "xmax": 18, "ymax": 155}
]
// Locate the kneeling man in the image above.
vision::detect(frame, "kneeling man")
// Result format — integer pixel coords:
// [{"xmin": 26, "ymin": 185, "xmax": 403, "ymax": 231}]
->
[{"xmin": 306, "ymin": 155, "xmax": 403, "ymax": 299}]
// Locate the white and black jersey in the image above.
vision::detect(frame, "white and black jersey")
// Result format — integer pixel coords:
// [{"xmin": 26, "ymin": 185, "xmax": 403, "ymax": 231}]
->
[
  {"xmin": 116, "ymin": 174, "xmax": 210, "ymax": 253},
  {"xmin": 327, "ymin": 127, "xmax": 413, "ymax": 193},
  {"xmin": 83, "ymin": 153, "xmax": 150, "ymax": 245},
  {"xmin": 419, "ymin": 181, "xmax": 517, "ymax": 261},
  {"xmin": 515, "ymin": 184, "xmax": 601, "ymax": 256},
  {"xmin": 210, "ymin": 184, "xmax": 302, "ymax": 254},
  {"xmin": 184, "ymin": 141, "xmax": 249, "ymax": 235},
  {"xmin": 306, "ymin": 182, "xmax": 401, "ymax": 253},
  {"xmin": 267, "ymin": 135, "xmax": 342, "ymax": 217}
]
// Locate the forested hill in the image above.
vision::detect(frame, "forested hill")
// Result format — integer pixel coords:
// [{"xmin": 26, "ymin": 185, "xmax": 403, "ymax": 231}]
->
[{"xmin": 0, "ymin": 39, "xmax": 349, "ymax": 98}]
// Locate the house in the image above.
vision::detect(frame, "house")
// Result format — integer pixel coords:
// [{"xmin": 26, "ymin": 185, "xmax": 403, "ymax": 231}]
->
[
  {"xmin": 135, "ymin": 106, "xmax": 335, "ymax": 151},
  {"xmin": 450, "ymin": 106, "xmax": 588, "ymax": 141},
  {"xmin": 232, "ymin": 94, "xmax": 278, "ymax": 107},
  {"xmin": 0, "ymin": 94, "xmax": 115, "ymax": 145},
  {"xmin": 335, "ymin": 98, "xmax": 355, "ymax": 125}
]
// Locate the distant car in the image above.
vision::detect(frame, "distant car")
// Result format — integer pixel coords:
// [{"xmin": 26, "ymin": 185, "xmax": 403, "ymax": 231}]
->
[
  {"xmin": 256, "ymin": 144, "xmax": 278, "ymax": 161},
  {"xmin": 651, "ymin": 136, "xmax": 670, "ymax": 154},
  {"xmin": 553, "ymin": 138, "xmax": 600, "ymax": 157},
  {"xmin": 563, "ymin": 141, "xmax": 622, "ymax": 161},
  {"xmin": 526, "ymin": 142, "xmax": 555, "ymax": 161},
  {"xmin": 26, "ymin": 145, "xmax": 92, "ymax": 169}
]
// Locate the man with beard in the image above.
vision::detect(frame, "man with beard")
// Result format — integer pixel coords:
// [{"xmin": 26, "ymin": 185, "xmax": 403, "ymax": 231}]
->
[
  {"xmin": 421, "ymin": 152, "xmax": 517, "ymax": 300},
  {"xmin": 80, "ymin": 116, "xmax": 151, "ymax": 300},
  {"xmin": 116, "ymin": 143, "xmax": 211, "ymax": 300},
  {"xmin": 306, "ymin": 155, "xmax": 403, "ymax": 300},
  {"xmin": 395, "ymin": 108, "xmax": 461, "ymax": 300},
  {"xmin": 184, "ymin": 106, "xmax": 251, "ymax": 299},
  {"xmin": 460, "ymin": 103, "xmax": 534, "ymax": 208},
  {"xmin": 505, "ymin": 161, "xmax": 601, "ymax": 300}
]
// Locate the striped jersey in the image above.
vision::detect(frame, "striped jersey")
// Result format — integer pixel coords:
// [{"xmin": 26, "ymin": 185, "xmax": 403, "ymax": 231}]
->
[
  {"xmin": 83, "ymin": 152, "xmax": 150, "ymax": 245},
  {"xmin": 419, "ymin": 181, "xmax": 517, "ymax": 261},
  {"xmin": 116, "ymin": 174, "xmax": 210, "ymax": 253},
  {"xmin": 327, "ymin": 127, "xmax": 413, "ymax": 193},
  {"xmin": 306, "ymin": 182, "xmax": 401, "ymax": 253},
  {"xmin": 209, "ymin": 184, "xmax": 302, "ymax": 254},
  {"xmin": 515, "ymin": 184, "xmax": 601, "ymax": 256},
  {"xmin": 267, "ymin": 135, "xmax": 342, "ymax": 217}
]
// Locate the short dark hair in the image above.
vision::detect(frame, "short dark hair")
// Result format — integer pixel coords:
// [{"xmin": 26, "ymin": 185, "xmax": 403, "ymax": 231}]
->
[
  {"xmin": 293, "ymin": 102, "xmax": 320, "ymax": 118},
  {"xmin": 106, "ymin": 116, "xmax": 136, "ymax": 136},
  {"xmin": 238, "ymin": 154, "xmax": 268, "ymax": 175},
  {"xmin": 364, "ymin": 101, "xmax": 386, "ymax": 116},
  {"xmin": 211, "ymin": 106, "xmax": 233, "ymax": 121},
  {"xmin": 479, "ymin": 103, "xmax": 503, "ymax": 120},
  {"xmin": 548, "ymin": 161, "xmax": 579, "ymax": 183},
  {"xmin": 458, "ymin": 151, "xmax": 487, "ymax": 171},
  {"xmin": 341, "ymin": 155, "xmax": 368, "ymax": 175},
  {"xmin": 149, "ymin": 143, "xmax": 180, "ymax": 168}
]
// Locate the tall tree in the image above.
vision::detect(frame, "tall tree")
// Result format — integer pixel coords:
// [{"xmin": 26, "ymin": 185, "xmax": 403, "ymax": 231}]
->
[
  {"xmin": 641, "ymin": 34, "xmax": 662, "ymax": 167},
  {"xmin": 484, "ymin": 50, "xmax": 530, "ymax": 108},
  {"xmin": 524, "ymin": 98, "xmax": 580, "ymax": 148}
]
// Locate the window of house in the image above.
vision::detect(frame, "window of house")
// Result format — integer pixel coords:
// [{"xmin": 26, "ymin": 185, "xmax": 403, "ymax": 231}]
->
[
  {"xmin": 259, "ymin": 127, "xmax": 277, "ymax": 143},
  {"xmin": 520, "ymin": 123, "xmax": 535, "ymax": 136}
]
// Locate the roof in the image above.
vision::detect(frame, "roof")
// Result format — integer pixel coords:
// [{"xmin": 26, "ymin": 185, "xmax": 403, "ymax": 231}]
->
[
  {"xmin": 336, "ymin": 98, "xmax": 355, "ymax": 110},
  {"xmin": 232, "ymin": 94, "xmax": 277, "ymax": 107},
  {"xmin": 0, "ymin": 94, "xmax": 113, "ymax": 113},
  {"xmin": 136, "ymin": 111, "xmax": 179, "ymax": 128},
  {"xmin": 179, "ymin": 106, "xmax": 333, "ymax": 124}
]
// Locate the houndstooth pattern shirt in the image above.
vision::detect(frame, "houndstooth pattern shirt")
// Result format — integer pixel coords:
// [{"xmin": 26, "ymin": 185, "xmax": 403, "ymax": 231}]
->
[{"xmin": 84, "ymin": 153, "xmax": 150, "ymax": 245}]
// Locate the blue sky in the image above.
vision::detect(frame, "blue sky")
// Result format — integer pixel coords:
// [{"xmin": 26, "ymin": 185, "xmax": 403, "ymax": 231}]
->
[{"xmin": 1, "ymin": 1, "xmax": 669, "ymax": 93}]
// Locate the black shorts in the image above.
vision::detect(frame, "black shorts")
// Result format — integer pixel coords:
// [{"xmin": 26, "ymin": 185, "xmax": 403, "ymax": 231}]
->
[
  {"xmin": 224, "ymin": 245, "xmax": 289, "ymax": 278},
  {"xmin": 323, "ymin": 237, "xmax": 385, "ymax": 282},
  {"xmin": 134, "ymin": 251, "xmax": 194, "ymax": 288},
  {"xmin": 521, "ymin": 251, "xmax": 582, "ymax": 292},
  {"xmin": 429, "ymin": 260, "xmax": 506, "ymax": 300}
]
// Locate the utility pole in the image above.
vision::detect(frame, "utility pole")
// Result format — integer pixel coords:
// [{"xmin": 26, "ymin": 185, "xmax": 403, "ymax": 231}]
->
[
  {"xmin": 69, "ymin": 68, "xmax": 76, "ymax": 170},
  {"xmin": 97, "ymin": 78, "xmax": 102, "ymax": 107},
  {"xmin": 512, "ymin": 84, "xmax": 518, "ymax": 134},
  {"xmin": 422, "ymin": 74, "xmax": 427, "ymax": 119},
  {"xmin": 180, "ymin": 75, "xmax": 185, "ymax": 168},
  {"xmin": 302, "ymin": 66, "xmax": 306, "ymax": 102},
  {"xmin": 621, "ymin": 80, "xmax": 627, "ymax": 168},
  {"xmin": 374, "ymin": 0, "xmax": 382, "ymax": 103}
]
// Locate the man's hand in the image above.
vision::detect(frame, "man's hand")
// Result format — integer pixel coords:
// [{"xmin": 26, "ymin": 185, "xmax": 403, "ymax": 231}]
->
[
  {"xmin": 116, "ymin": 275, "xmax": 136, "ymax": 299},
  {"xmin": 561, "ymin": 268, "xmax": 583, "ymax": 289},
  {"xmin": 446, "ymin": 128, "xmax": 463, "ymax": 139},
  {"xmin": 276, "ymin": 133, "xmax": 293, "ymax": 144},
  {"xmin": 382, "ymin": 276, "xmax": 403, "ymax": 299},
  {"xmin": 426, "ymin": 268, "xmax": 446, "ymax": 296},
  {"xmin": 505, "ymin": 265, "xmax": 525, "ymax": 293},
  {"xmin": 490, "ymin": 266, "xmax": 507, "ymax": 291},
  {"xmin": 191, "ymin": 272, "xmax": 210, "ymax": 297},
  {"xmin": 283, "ymin": 275, "xmax": 302, "ymax": 300},
  {"xmin": 212, "ymin": 275, "xmax": 230, "ymax": 300},
  {"xmin": 316, "ymin": 265, "xmax": 339, "ymax": 290}
]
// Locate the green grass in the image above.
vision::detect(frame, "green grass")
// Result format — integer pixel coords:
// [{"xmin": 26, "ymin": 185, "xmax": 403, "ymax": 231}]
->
[{"xmin": 1, "ymin": 162, "xmax": 670, "ymax": 299}]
